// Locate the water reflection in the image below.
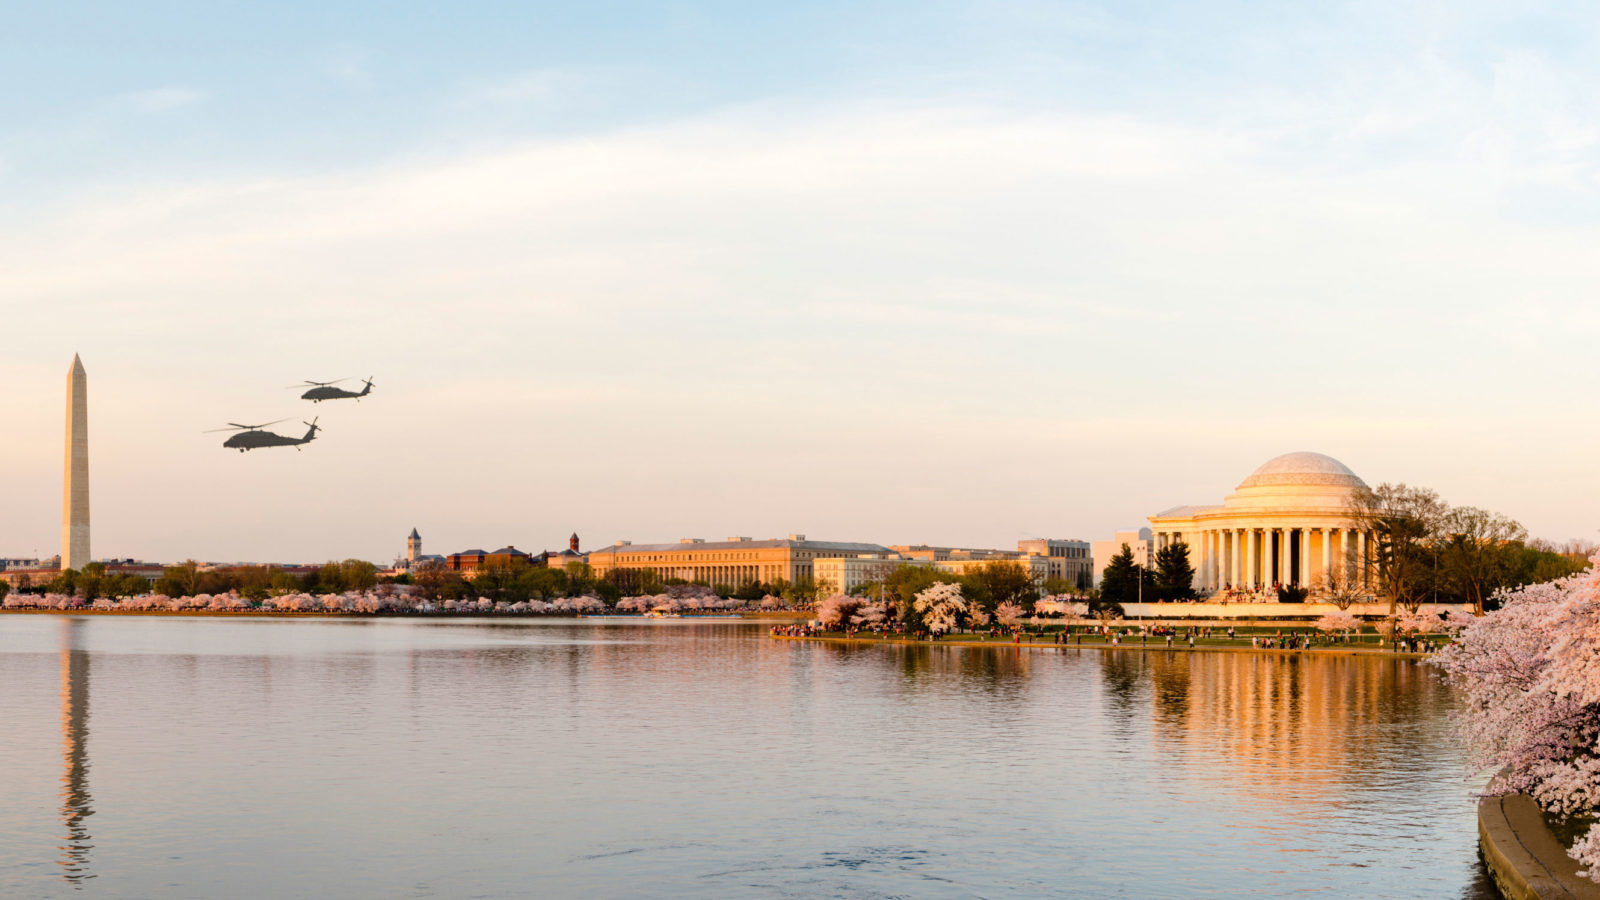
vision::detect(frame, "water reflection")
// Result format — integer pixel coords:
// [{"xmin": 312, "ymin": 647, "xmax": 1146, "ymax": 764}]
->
[
  {"xmin": 57, "ymin": 618, "xmax": 93, "ymax": 886},
  {"xmin": 1128, "ymin": 650, "xmax": 1459, "ymax": 801},
  {"xmin": 0, "ymin": 618, "xmax": 1495, "ymax": 899}
]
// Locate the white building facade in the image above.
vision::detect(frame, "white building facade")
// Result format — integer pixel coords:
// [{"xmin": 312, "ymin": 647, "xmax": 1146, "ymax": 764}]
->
[
  {"xmin": 1147, "ymin": 452, "xmax": 1374, "ymax": 595},
  {"xmin": 1091, "ymin": 529, "xmax": 1152, "ymax": 587}
]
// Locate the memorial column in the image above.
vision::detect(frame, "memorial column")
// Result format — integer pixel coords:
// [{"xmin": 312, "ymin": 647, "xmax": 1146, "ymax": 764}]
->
[{"xmin": 1246, "ymin": 528, "xmax": 1257, "ymax": 589}]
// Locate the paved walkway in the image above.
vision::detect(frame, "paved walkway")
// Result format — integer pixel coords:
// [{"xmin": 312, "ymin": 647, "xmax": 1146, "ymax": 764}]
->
[{"xmin": 771, "ymin": 634, "xmax": 1433, "ymax": 660}]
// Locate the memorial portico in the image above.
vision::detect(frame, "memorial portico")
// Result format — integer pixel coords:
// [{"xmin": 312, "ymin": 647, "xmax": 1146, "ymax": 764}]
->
[{"xmin": 1148, "ymin": 452, "xmax": 1373, "ymax": 597}]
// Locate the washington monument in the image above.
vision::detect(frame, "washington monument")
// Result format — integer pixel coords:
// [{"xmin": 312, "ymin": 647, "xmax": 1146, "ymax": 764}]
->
[{"xmin": 62, "ymin": 354, "xmax": 89, "ymax": 571}]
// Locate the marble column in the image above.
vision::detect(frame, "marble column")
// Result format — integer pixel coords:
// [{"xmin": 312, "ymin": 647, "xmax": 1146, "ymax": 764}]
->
[
  {"xmin": 1321, "ymin": 528, "xmax": 1332, "ymax": 589},
  {"xmin": 1299, "ymin": 529, "xmax": 1310, "ymax": 587},
  {"xmin": 1228, "ymin": 525, "xmax": 1241, "ymax": 589},
  {"xmin": 1277, "ymin": 529, "xmax": 1289, "ymax": 585},
  {"xmin": 1246, "ymin": 529, "xmax": 1257, "ymax": 589},
  {"xmin": 1358, "ymin": 531, "xmax": 1369, "ymax": 587},
  {"xmin": 1205, "ymin": 531, "xmax": 1216, "ymax": 591}
]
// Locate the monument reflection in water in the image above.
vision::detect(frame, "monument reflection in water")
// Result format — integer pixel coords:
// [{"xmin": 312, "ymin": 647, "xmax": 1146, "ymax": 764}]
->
[
  {"xmin": 57, "ymin": 618, "xmax": 93, "ymax": 885},
  {"xmin": 0, "ymin": 617, "xmax": 1492, "ymax": 898}
]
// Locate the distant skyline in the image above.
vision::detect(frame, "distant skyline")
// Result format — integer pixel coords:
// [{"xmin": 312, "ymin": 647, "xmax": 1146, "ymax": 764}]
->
[{"xmin": 4, "ymin": 2, "xmax": 1598, "ymax": 562}]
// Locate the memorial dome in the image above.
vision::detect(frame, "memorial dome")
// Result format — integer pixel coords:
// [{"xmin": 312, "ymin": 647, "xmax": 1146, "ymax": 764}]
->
[{"xmin": 1237, "ymin": 452, "xmax": 1367, "ymax": 490}]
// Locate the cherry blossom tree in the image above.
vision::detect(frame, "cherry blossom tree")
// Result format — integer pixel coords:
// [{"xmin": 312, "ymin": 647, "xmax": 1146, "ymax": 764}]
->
[
  {"xmin": 995, "ymin": 601, "xmax": 1025, "ymax": 632},
  {"xmin": 1313, "ymin": 610, "xmax": 1359, "ymax": 637},
  {"xmin": 1433, "ymin": 553, "xmax": 1600, "ymax": 878},
  {"xmin": 850, "ymin": 601, "xmax": 890, "ymax": 628},
  {"xmin": 1034, "ymin": 598, "xmax": 1070, "ymax": 617},
  {"xmin": 913, "ymin": 583, "xmax": 967, "ymax": 635},
  {"xmin": 816, "ymin": 594, "xmax": 863, "ymax": 630},
  {"xmin": 967, "ymin": 604, "xmax": 990, "ymax": 630}
]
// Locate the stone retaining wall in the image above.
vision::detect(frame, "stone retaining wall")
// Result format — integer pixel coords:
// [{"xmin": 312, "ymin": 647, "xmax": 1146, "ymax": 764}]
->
[
  {"xmin": 1479, "ymin": 793, "xmax": 1600, "ymax": 900},
  {"xmin": 1116, "ymin": 601, "xmax": 1470, "ymax": 619}
]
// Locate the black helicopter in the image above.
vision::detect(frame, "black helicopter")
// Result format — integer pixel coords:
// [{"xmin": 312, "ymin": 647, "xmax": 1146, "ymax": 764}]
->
[
  {"xmin": 291, "ymin": 377, "xmax": 374, "ymax": 403},
  {"xmin": 206, "ymin": 418, "xmax": 321, "ymax": 452}
]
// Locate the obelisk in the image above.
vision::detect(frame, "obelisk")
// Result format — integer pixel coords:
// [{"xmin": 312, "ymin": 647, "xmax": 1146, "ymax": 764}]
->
[{"xmin": 62, "ymin": 354, "xmax": 89, "ymax": 571}]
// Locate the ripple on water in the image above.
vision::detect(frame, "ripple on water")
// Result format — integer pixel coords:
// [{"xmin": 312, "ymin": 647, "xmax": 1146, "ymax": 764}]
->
[{"xmin": 0, "ymin": 617, "xmax": 1495, "ymax": 898}]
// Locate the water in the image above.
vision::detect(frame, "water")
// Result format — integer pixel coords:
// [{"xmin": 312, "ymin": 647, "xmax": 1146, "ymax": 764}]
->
[{"xmin": 0, "ymin": 616, "xmax": 1495, "ymax": 898}]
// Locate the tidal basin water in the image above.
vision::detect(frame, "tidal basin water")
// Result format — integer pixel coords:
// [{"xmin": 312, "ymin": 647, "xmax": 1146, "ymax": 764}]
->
[{"xmin": 0, "ymin": 616, "xmax": 1494, "ymax": 898}]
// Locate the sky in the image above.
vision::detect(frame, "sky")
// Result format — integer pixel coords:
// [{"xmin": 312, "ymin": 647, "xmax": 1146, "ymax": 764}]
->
[{"xmin": 2, "ymin": 1, "xmax": 1598, "ymax": 564}]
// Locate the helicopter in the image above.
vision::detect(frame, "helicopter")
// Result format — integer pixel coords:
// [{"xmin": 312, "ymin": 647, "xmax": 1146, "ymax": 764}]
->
[
  {"xmin": 290, "ymin": 377, "xmax": 374, "ymax": 403},
  {"xmin": 206, "ymin": 418, "xmax": 321, "ymax": 452}
]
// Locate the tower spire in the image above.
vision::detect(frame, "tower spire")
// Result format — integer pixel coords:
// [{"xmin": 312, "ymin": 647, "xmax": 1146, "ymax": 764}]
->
[{"xmin": 62, "ymin": 354, "xmax": 90, "ymax": 571}]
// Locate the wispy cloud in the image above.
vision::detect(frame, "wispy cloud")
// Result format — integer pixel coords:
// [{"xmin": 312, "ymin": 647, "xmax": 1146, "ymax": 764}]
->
[
  {"xmin": 122, "ymin": 87, "xmax": 206, "ymax": 113},
  {"xmin": 457, "ymin": 68, "xmax": 585, "ymax": 107},
  {"xmin": 323, "ymin": 44, "xmax": 371, "ymax": 89}
]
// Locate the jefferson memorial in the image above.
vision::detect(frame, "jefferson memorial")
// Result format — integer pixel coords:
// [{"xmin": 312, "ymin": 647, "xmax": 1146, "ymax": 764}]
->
[{"xmin": 1149, "ymin": 452, "xmax": 1372, "ymax": 595}]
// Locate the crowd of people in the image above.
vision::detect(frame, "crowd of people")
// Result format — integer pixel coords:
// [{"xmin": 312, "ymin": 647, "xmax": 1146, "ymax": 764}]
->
[{"xmin": 776, "ymin": 616, "xmax": 1447, "ymax": 655}]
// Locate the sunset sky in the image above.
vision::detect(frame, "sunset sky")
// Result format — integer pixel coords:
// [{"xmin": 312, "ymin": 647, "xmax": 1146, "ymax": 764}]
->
[{"xmin": 3, "ymin": 1, "xmax": 1598, "ymax": 563}]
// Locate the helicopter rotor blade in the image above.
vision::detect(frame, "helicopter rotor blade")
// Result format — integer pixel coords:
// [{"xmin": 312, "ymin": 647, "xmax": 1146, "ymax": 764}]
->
[{"xmin": 208, "ymin": 418, "xmax": 289, "ymax": 433}]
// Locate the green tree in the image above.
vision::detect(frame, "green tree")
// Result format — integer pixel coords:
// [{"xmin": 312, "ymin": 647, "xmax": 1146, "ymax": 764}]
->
[
  {"xmin": 516, "ymin": 566, "xmax": 569, "ymax": 601},
  {"xmin": 969, "ymin": 561, "xmax": 1037, "ymax": 613},
  {"xmin": 563, "ymin": 562, "xmax": 596, "ymax": 597},
  {"xmin": 782, "ymin": 575, "xmax": 823, "ymax": 607},
  {"xmin": 1153, "ymin": 541, "xmax": 1196, "ymax": 601},
  {"xmin": 414, "ymin": 559, "xmax": 466, "ymax": 601},
  {"xmin": 1098, "ymin": 544, "xmax": 1152, "ymax": 604},
  {"xmin": 47, "ymin": 569, "xmax": 79, "ymax": 595},
  {"xmin": 1040, "ymin": 576, "xmax": 1076, "ymax": 596},
  {"xmin": 0, "ymin": 579, "xmax": 9, "ymax": 601},
  {"xmin": 340, "ymin": 559, "xmax": 378, "ymax": 592},
  {"xmin": 1435, "ymin": 507, "xmax": 1526, "ymax": 614},
  {"xmin": 593, "ymin": 580, "xmax": 622, "ymax": 605},
  {"xmin": 603, "ymin": 567, "xmax": 663, "ymax": 597}
]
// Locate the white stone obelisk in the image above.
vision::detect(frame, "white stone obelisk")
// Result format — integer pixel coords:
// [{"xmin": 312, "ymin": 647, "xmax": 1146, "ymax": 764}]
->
[{"xmin": 62, "ymin": 354, "xmax": 90, "ymax": 571}]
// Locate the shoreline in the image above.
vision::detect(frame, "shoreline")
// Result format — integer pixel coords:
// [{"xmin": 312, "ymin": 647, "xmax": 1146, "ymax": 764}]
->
[
  {"xmin": 0, "ymin": 608, "xmax": 799, "ymax": 620},
  {"xmin": 771, "ymin": 633, "xmax": 1433, "ymax": 659},
  {"xmin": 1479, "ymin": 793, "xmax": 1600, "ymax": 899}
]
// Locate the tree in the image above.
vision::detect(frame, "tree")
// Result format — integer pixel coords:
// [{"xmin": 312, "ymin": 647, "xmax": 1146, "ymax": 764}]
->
[
  {"xmin": 1313, "ymin": 610, "xmax": 1359, "ymax": 637},
  {"xmin": 782, "ymin": 576, "xmax": 822, "ymax": 607},
  {"xmin": 995, "ymin": 601, "xmax": 1024, "ymax": 632},
  {"xmin": 912, "ymin": 582, "xmax": 967, "ymax": 635},
  {"xmin": 269, "ymin": 570, "xmax": 301, "ymax": 595},
  {"xmin": 341, "ymin": 559, "xmax": 378, "ymax": 592},
  {"xmin": 0, "ymin": 580, "xmax": 9, "ymax": 602},
  {"xmin": 1099, "ymin": 544, "xmax": 1152, "ymax": 604},
  {"xmin": 1321, "ymin": 565, "xmax": 1365, "ymax": 610},
  {"xmin": 1276, "ymin": 584, "xmax": 1309, "ymax": 603},
  {"xmin": 1433, "ymin": 552, "xmax": 1600, "ymax": 878},
  {"xmin": 817, "ymin": 594, "xmax": 864, "ymax": 630},
  {"xmin": 1436, "ymin": 507, "xmax": 1527, "ymax": 615},
  {"xmin": 970, "ymin": 561, "xmax": 1038, "ymax": 613},
  {"xmin": 47, "ymin": 569, "xmax": 78, "ymax": 595},
  {"xmin": 1348, "ymin": 483, "xmax": 1447, "ymax": 614},
  {"xmin": 414, "ymin": 559, "xmax": 466, "ymax": 601},
  {"xmin": 1040, "ymin": 576, "xmax": 1076, "ymax": 596},
  {"xmin": 604, "ymin": 567, "xmax": 663, "ymax": 597},
  {"xmin": 563, "ymin": 562, "xmax": 596, "ymax": 597},
  {"xmin": 1153, "ymin": 541, "xmax": 1196, "ymax": 601},
  {"xmin": 516, "ymin": 566, "xmax": 570, "ymax": 601}
]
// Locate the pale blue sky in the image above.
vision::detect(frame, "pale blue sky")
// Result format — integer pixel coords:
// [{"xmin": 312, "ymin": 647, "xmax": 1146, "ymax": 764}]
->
[{"xmin": 2, "ymin": 1, "xmax": 1597, "ymax": 563}]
